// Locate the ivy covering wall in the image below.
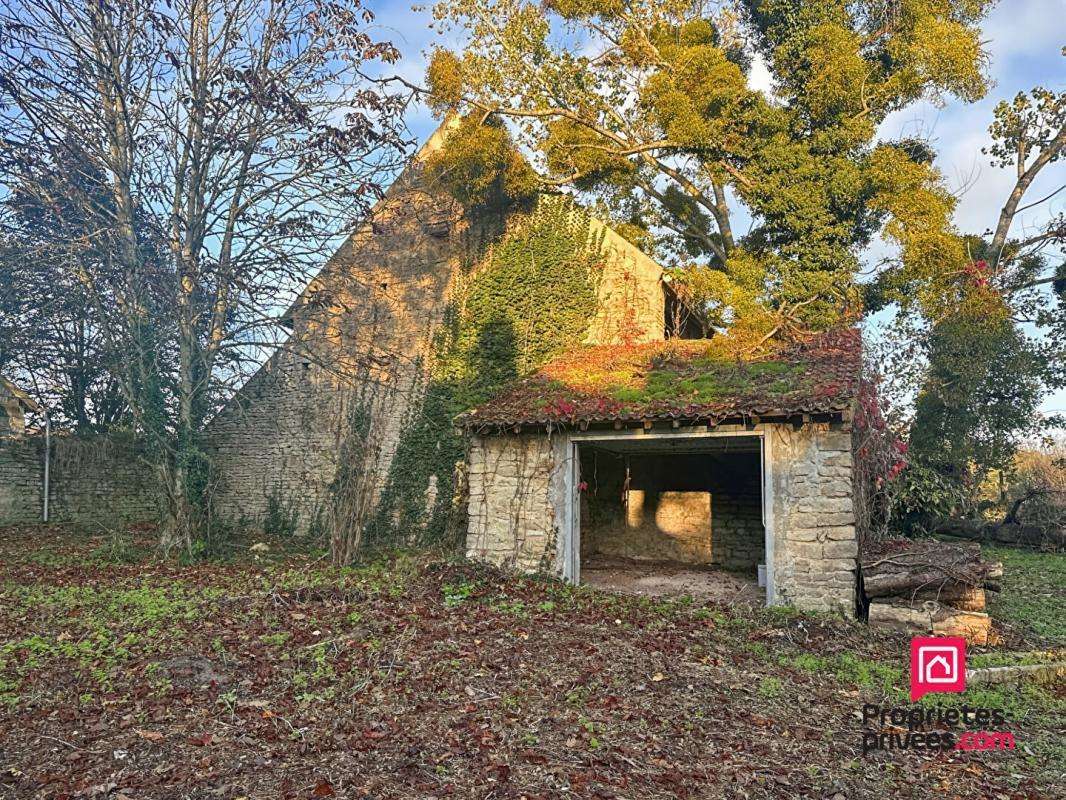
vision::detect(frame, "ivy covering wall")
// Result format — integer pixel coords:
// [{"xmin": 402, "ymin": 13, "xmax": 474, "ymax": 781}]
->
[{"xmin": 364, "ymin": 196, "xmax": 605, "ymax": 544}]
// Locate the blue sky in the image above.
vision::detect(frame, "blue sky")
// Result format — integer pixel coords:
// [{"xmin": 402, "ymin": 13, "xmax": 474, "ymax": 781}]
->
[{"xmin": 366, "ymin": 0, "xmax": 1066, "ymax": 416}]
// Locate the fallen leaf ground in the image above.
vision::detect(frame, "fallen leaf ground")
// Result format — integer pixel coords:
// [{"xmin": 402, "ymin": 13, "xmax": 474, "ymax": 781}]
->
[{"xmin": 0, "ymin": 526, "xmax": 1062, "ymax": 799}]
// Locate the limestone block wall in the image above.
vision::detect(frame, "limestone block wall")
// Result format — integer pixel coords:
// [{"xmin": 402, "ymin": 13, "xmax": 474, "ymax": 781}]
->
[
  {"xmin": 583, "ymin": 488, "xmax": 714, "ymax": 563},
  {"xmin": 768, "ymin": 423, "xmax": 857, "ymax": 614},
  {"xmin": 627, "ymin": 490, "xmax": 713, "ymax": 562},
  {"xmin": 0, "ymin": 433, "xmax": 160, "ymax": 527},
  {"xmin": 0, "ymin": 435, "xmax": 42, "ymax": 524},
  {"xmin": 710, "ymin": 489, "xmax": 764, "ymax": 572},
  {"xmin": 585, "ymin": 220, "xmax": 665, "ymax": 346},
  {"xmin": 466, "ymin": 433, "xmax": 558, "ymax": 572},
  {"xmin": 465, "ymin": 424, "xmax": 857, "ymax": 616},
  {"xmin": 206, "ymin": 143, "xmax": 473, "ymax": 529},
  {"xmin": 205, "ymin": 354, "xmax": 383, "ymax": 527}
]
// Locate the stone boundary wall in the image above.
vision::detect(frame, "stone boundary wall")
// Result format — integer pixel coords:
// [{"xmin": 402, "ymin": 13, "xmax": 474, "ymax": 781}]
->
[
  {"xmin": 0, "ymin": 433, "xmax": 160, "ymax": 527},
  {"xmin": 0, "ymin": 435, "xmax": 42, "ymax": 524}
]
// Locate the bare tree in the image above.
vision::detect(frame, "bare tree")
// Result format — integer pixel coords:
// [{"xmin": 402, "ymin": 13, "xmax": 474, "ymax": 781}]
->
[
  {"xmin": 968, "ymin": 84, "xmax": 1065, "ymax": 350},
  {"xmin": 0, "ymin": 0, "xmax": 409, "ymax": 551},
  {"xmin": 984, "ymin": 86, "xmax": 1065, "ymax": 282}
]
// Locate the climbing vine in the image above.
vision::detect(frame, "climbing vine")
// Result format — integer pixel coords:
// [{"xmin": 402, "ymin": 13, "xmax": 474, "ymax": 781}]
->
[
  {"xmin": 437, "ymin": 196, "xmax": 606, "ymax": 410},
  {"xmin": 365, "ymin": 196, "xmax": 605, "ymax": 545}
]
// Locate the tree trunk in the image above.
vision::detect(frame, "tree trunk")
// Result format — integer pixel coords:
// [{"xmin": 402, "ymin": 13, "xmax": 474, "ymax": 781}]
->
[
  {"xmin": 934, "ymin": 517, "xmax": 1066, "ymax": 549},
  {"xmin": 158, "ymin": 460, "xmax": 194, "ymax": 556}
]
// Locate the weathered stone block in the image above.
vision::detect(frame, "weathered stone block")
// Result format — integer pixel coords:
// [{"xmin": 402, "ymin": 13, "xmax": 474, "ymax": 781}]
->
[
  {"xmin": 823, "ymin": 540, "xmax": 858, "ymax": 559},
  {"xmin": 822, "ymin": 453, "xmax": 853, "ymax": 467},
  {"xmin": 825, "ymin": 526, "xmax": 856, "ymax": 541},
  {"xmin": 786, "ymin": 528, "xmax": 821, "ymax": 542}
]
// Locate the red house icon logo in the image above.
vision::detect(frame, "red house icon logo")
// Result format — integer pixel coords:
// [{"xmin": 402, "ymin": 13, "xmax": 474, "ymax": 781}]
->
[{"xmin": 910, "ymin": 637, "xmax": 966, "ymax": 701}]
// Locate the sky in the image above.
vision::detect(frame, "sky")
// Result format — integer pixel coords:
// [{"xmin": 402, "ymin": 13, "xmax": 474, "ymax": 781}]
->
[{"xmin": 365, "ymin": 0, "xmax": 1066, "ymax": 416}]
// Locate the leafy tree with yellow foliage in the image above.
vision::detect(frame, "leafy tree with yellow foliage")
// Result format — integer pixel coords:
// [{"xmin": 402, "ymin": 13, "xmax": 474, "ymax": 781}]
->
[
  {"xmin": 887, "ymin": 81, "xmax": 1065, "ymax": 515},
  {"xmin": 423, "ymin": 0, "xmax": 994, "ymax": 345}
]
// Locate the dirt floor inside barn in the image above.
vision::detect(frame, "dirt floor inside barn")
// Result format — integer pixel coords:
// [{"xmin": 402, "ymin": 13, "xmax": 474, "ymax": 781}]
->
[{"xmin": 0, "ymin": 526, "xmax": 1062, "ymax": 799}]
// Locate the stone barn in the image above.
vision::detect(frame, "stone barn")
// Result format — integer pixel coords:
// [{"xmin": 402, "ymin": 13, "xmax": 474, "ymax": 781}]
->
[
  {"xmin": 207, "ymin": 118, "xmax": 674, "ymax": 540},
  {"xmin": 458, "ymin": 330, "xmax": 862, "ymax": 615},
  {"xmin": 208, "ymin": 116, "xmax": 863, "ymax": 615}
]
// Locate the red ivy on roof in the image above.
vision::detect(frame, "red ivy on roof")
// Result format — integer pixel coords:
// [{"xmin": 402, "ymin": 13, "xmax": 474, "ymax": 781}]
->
[{"xmin": 458, "ymin": 328, "xmax": 862, "ymax": 431}]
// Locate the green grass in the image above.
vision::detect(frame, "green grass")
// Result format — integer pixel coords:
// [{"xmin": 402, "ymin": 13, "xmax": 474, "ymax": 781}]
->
[
  {"xmin": 0, "ymin": 581, "xmax": 208, "ymax": 703},
  {"xmin": 969, "ymin": 650, "xmax": 1063, "ymax": 668},
  {"xmin": 985, "ymin": 546, "xmax": 1065, "ymax": 645},
  {"xmin": 784, "ymin": 651, "xmax": 904, "ymax": 696},
  {"xmin": 757, "ymin": 675, "xmax": 783, "ymax": 698}
]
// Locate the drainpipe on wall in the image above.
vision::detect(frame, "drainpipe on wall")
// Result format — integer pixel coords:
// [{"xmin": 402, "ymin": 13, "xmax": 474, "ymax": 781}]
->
[{"xmin": 42, "ymin": 410, "xmax": 50, "ymax": 523}]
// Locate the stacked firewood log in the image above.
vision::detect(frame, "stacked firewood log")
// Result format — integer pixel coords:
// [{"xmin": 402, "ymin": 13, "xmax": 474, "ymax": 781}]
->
[{"xmin": 860, "ymin": 539, "xmax": 1003, "ymax": 645}]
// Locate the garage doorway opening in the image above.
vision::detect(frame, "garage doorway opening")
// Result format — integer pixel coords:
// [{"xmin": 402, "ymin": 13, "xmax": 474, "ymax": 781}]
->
[{"xmin": 572, "ymin": 434, "xmax": 768, "ymax": 604}]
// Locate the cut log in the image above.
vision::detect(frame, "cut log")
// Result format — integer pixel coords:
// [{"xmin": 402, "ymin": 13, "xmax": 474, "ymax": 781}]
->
[
  {"xmin": 932, "ymin": 609, "xmax": 992, "ymax": 645},
  {"xmin": 867, "ymin": 601, "xmax": 932, "ymax": 632},
  {"xmin": 915, "ymin": 585, "xmax": 986, "ymax": 612},
  {"xmin": 867, "ymin": 599, "xmax": 993, "ymax": 645},
  {"xmin": 861, "ymin": 540, "xmax": 996, "ymax": 598},
  {"xmin": 864, "ymin": 570, "xmax": 967, "ymax": 598},
  {"xmin": 864, "ymin": 572, "xmax": 999, "ymax": 599}
]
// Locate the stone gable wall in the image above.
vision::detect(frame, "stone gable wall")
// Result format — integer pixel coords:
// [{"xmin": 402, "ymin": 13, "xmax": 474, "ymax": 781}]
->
[
  {"xmin": 585, "ymin": 220, "xmax": 665, "ymax": 346},
  {"xmin": 206, "ymin": 155, "xmax": 473, "ymax": 529},
  {"xmin": 0, "ymin": 434, "xmax": 159, "ymax": 527},
  {"xmin": 206, "ymin": 120, "xmax": 669, "ymax": 535}
]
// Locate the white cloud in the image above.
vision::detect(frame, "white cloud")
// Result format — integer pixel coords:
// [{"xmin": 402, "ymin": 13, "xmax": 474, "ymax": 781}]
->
[{"xmin": 982, "ymin": 0, "xmax": 1066, "ymax": 70}]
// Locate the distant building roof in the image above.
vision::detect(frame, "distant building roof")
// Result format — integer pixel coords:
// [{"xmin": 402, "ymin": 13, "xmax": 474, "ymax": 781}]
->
[
  {"xmin": 0, "ymin": 376, "xmax": 39, "ymax": 412},
  {"xmin": 458, "ymin": 328, "xmax": 861, "ymax": 432}
]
